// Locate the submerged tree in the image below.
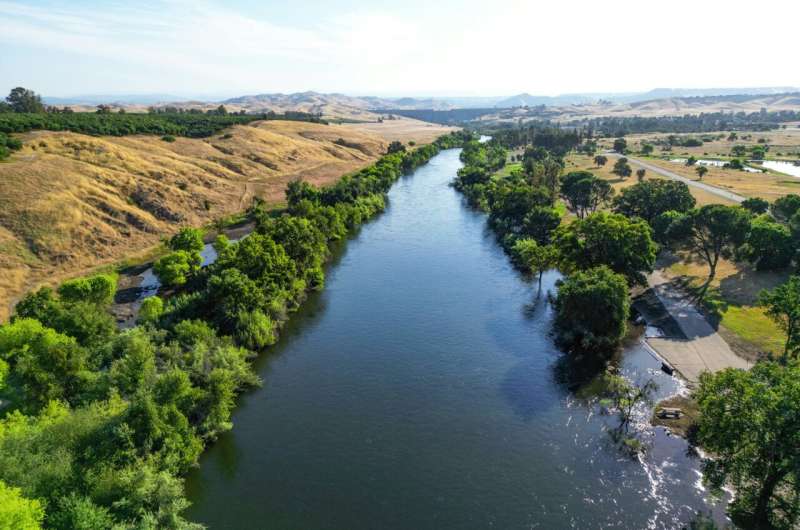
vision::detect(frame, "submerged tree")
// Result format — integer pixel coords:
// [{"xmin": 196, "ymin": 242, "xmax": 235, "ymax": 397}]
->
[
  {"xmin": 513, "ymin": 239, "xmax": 557, "ymax": 292},
  {"xmin": 553, "ymin": 266, "xmax": 630, "ymax": 354}
]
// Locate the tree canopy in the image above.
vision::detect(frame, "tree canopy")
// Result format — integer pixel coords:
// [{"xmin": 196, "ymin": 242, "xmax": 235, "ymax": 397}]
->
[
  {"xmin": 553, "ymin": 266, "xmax": 630, "ymax": 354},
  {"xmin": 554, "ymin": 212, "xmax": 657, "ymax": 285},
  {"xmin": 696, "ymin": 362, "xmax": 800, "ymax": 528},
  {"xmin": 559, "ymin": 171, "xmax": 613, "ymax": 219},
  {"xmin": 612, "ymin": 180, "xmax": 696, "ymax": 224}
]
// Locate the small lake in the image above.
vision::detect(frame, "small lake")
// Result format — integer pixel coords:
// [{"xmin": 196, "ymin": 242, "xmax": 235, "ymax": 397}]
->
[
  {"xmin": 669, "ymin": 158, "xmax": 762, "ymax": 173},
  {"xmin": 185, "ymin": 149, "xmax": 727, "ymax": 529},
  {"xmin": 757, "ymin": 160, "xmax": 800, "ymax": 178}
]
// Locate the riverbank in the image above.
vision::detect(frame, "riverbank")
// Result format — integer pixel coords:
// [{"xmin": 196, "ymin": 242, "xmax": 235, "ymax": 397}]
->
[
  {"xmin": 186, "ymin": 147, "xmax": 728, "ymax": 529},
  {"xmin": 639, "ymin": 270, "xmax": 751, "ymax": 385}
]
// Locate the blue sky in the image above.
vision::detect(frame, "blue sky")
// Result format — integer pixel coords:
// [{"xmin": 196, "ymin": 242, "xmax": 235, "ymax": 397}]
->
[{"xmin": 1, "ymin": 0, "xmax": 798, "ymax": 98}]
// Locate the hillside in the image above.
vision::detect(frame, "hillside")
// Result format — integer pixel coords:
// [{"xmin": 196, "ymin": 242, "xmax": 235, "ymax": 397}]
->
[
  {"xmin": 479, "ymin": 92, "xmax": 800, "ymax": 125},
  {"xmin": 0, "ymin": 120, "xmax": 389, "ymax": 320},
  {"xmin": 51, "ymin": 92, "xmax": 456, "ymax": 119}
]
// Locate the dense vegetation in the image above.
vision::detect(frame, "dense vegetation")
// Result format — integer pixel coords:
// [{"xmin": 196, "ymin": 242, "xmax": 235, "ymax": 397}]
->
[
  {"xmin": 0, "ymin": 111, "xmax": 323, "ymax": 139},
  {"xmin": 0, "ymin": 131, "xmax": 23, "ymax": 160},
  {"xmin": 455, "ymin": 132, "xmax": 800, "ymax": 523},
  {"xmin": 453, "ymin": 133, "xmax": 656, "ymax": 353},
  {"xmin": 0, "ymin": 131, "xmax": 470, "ymax": 528},
  {"xmin": 0, "ymin": 87, "xmax": 326, "ymax": 156}
]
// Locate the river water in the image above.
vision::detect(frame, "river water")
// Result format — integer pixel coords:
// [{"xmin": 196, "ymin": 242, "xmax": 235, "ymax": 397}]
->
[{"xmin": 185, "ymin": 149, "xmax": 726, "ymax": 529}]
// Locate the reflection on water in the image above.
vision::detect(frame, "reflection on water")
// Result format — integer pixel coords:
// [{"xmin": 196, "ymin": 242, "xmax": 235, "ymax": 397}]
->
[
  {"xmin": 758, "ymin": 159, "xmax": 800, "ymax": 178},
  {"xmin": 670, "ymin": 158, "xmax": 761, "ymax": 173},
  {"xmin": 185, "ymin": 149, "xmax": 728, "ymax": 529}
]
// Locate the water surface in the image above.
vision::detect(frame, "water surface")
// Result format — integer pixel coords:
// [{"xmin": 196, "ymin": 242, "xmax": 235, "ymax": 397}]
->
[{"xmin": 186, "ymin": 149, "xmax": 725, "ymax": 529}]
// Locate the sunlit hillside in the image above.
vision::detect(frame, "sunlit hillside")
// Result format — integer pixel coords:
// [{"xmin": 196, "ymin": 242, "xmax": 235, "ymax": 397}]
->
[{"xmin": 0, "ymin": 120, "xmax": 388, "ymax": 319}]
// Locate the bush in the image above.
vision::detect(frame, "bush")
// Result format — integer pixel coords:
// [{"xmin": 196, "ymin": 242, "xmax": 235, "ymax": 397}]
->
[
  {"xmin": 137, "ymin": 296, "xmax": 164, "ymax": 325},
  {"xmin": 57, "ymin": 273, "xmax": 117, "ymax": 306},
  {"xmin": 235, "ymin": 310, "xmax": 276, "ymax": 350},
  {"xmin": 153, "ymin": 251, "xmax": 199, "ymax": 287},
  {"xmin": 161, "ymin": 134, "xmax": 176, "ymax": 142}
]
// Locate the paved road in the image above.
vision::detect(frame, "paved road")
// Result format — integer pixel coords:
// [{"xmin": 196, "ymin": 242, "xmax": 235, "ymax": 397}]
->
[
  {"xmin": 607, "ymin": 152, "xmax": 745, "ymax": 204},
  {"xmin": 644, "ymin": 271, "xmax": 751, "ymax": 384}
]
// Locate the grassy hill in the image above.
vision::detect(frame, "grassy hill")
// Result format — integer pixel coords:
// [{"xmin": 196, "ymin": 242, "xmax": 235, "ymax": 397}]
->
[{"xmin": 0, "ymin": 120, "xmax": 388, "ymax": 320}]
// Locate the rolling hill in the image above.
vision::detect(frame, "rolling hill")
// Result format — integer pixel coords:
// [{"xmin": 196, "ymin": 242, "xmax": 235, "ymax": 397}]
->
[{"xmin": 0, "ymin": 120, "xmax": 389, "ymax": 320}]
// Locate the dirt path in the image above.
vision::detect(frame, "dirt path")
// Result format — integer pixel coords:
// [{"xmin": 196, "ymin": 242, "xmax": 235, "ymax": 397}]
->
[
  {"xmin": 644, "ymin": 270, "xmax": 751, "ymax": 385},
  {"xmin": 607, "ymin": 152, "xmax": 745, "ymax": 204}
]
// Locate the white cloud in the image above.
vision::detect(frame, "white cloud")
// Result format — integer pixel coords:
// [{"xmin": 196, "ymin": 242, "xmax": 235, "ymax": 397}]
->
[{"xmin": 0, "ymin": 0, "xmax": 798, "ymax": 95}]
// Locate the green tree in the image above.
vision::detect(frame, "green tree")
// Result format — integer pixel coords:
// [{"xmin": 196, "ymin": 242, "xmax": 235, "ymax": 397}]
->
[
  {"xmin": 739, "ymin": 216, "xmax": 794, "ymax": 271},
  {"xmin": 50, "ymin": 494, "xmax": 114, "ymax": 530},
  {"xmin": 5, "ymin": 87, "xmax": 44, "ymax": 113},
  {"xmin": 612, "ymin": 157, "xmax": 632, "ymax": 178},
  {"xmin": 770, "ymin": 194, "xmax": 800, "ymax": 222},
  {"xmin": 741, "ymin": 197, "xmax": 770, "ymax": 215},
  {"xmin": 559, "ymin": 171, "xmax": 614, "ymax": 219},
  {"xmin": 593, "ymin": 155, "xmax": 607, "ymax": 167},
  {"xmin": 759, "ymin": 276, "xmax": 800, "ymax": 359},
  {"xmin": 137, "ymin": 296, "xmax": 164, "ymax": 325},
  {"xmin": 750, "ymin": 145, "xmax": 767, "ymax": 161},
  {"xmin": 731, "ymin": 144, "xmax": 747, "ymax": 157},
  {"xmin": 635, "ymin": 168, "xmax": 646, "ymax": 182},
  {"xmin": 640, "ymin": 143, "xmax": 654, "ymax": 156},
  {"xmin": 153, "ymin": 251, "xmax": 200, "ymax": 288},
  {"xmin": 612, "ymin": 180, "xmax": 696, "ymax": 224},
  {"xmin": 0, "ymin": 480, "xmax": 44, "ymax": 530},
  {"xmin": 387, "ymin": 141, "xmax": 406, "ymax": 154},
  {"xmin": 234, "ymin": 309, "xmax": 276, "ymax": 350},
  {"xmin": 168, "ymin": 227, "xmax": 205, "ymax": 254},
  {"xmin": 685, "ymin": 156, "xmax": 697, "ymax": 166},
  {"xmin": 0, "ymin": 319, "xmax": 91, "ymax": 409},
  {"xmin": 520, "ymin": 206, "xmax": 562, "ymax": 244},
  {"xmin": 57, "ymin": 274, "xmax": 117, "ymax": 306},
  {"xmin": 683, "ymin": 205, "xmax": 751, "ymax": 280},
  {"xmin": 553, "ymin": 266, "xmax": 629, "ymax": 354},
  {"xmin": 612, "ymin": 138, "xmax": 627, "ymax": 153},
  {"xmin": 555, "ymin": 211, "xmax": 657, "ymax": 285},
  {"xmin": 696, "ymin": 362, "xmax": 800, "ymax": 528},
  {"xmin": 696, "ymin": 165, "xmax": 708, "ymax": 180},
  {"xmin": 513, "ymin": 239, "xmax": 557, "ymax": 290},
  {"xmin": 651, "ymin": 210, "xmax": 692, "ymax": 246}
]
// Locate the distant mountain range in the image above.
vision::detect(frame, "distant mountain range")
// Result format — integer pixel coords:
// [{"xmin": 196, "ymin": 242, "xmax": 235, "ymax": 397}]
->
[{"xmin": 42, "ymin": 87, "xmax": 800, "ymax": 120}]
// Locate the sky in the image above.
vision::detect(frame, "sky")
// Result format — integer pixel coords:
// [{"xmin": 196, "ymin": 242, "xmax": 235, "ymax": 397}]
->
[{"xmin": 1, "ymin": 0, "xmax": 798, "ymax": 99}]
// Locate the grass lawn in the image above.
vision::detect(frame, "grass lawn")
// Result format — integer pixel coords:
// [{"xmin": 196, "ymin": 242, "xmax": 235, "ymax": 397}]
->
[
  {"xmin": 665, "ymin": 255, "xmax": 787, "ymax": 359},
  {"xmin": 495, "ymin": 161, "xmax": 522, "ymax": 178}
]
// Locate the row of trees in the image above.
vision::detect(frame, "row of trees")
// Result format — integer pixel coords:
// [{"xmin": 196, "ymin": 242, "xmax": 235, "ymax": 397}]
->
[
  {"xmin": 453, "ymin": 137, "xmax": 658, "ymax": 354},
  {"xmin": 0, "ymin": 88, "xmax": 326, "ymax": 148},
  {"xmin": 0, "ymin": 131, "xmax": 472, "ymax": 528},
  {"xmin": 456, "ymin": 134, "xmax": 800, "ymax": 526},
  {"xmin": 568, "ymin": 109, "xmax": 800, "ymax": 136}
]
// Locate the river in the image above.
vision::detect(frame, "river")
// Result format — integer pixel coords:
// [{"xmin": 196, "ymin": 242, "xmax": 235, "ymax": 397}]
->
[{"xmin": 185, "ymin": 148, "xmax": 727, "ymax": 529}]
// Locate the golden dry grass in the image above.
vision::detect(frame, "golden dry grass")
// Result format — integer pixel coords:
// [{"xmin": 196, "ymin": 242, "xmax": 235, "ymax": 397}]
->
[
  {"xmin": 0, "ymin": 120, "xmax": 389, "ymax": 320},
  {"xmin": 344, "ymin": 117, "xmax": 458, "ymax": 145},
  {"xmin": 564, "ymin": 154, "xmax": 734, "ymax": 206},
  {"xmin": 607, "ymin": 128, "xmax": 800, "ymax": 160},
  {"xmin": 634, "ymin": 158, "xmax": 798, "ymax": 201},
  {"xmin": 663, "ymin": 253, "xmax": 788, "ymax": 359}
]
